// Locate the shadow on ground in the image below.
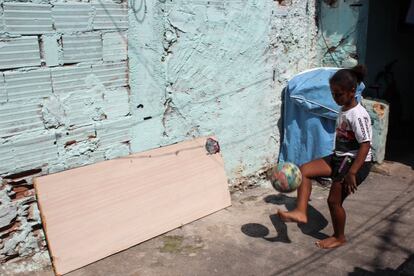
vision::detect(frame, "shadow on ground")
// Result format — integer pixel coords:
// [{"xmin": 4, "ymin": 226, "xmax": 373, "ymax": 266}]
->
[
  {"xmin": 241, "ymin": 194, "xmax": 329, "ymax": 242},
  {"xmin": 350, "ymin": 253, "xmax": 414, "ymax": 275}
]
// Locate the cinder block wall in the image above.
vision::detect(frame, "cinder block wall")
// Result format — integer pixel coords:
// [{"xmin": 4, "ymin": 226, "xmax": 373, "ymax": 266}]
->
[{"xmin": 0, "ymin": 0, "xmax": 131, "ymax": 264}]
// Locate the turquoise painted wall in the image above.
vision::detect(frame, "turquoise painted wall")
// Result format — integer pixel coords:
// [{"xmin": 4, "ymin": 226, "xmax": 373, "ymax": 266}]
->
[
  {"xmin": 317, "ymin": 0, "xmax": 369, "ymax": 67},
  {"xmin": 129, "ymin": 0, "xmax": 319, "ymax": 181}
]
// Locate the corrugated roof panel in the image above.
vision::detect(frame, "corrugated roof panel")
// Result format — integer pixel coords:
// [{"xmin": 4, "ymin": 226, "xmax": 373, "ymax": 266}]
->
[
  {"xmin": 51, "ymin": 64, "xmax": 92, "ymax": 95},
  {"xmin": 5, "ymin": 68, "xmax": 53, "ymax": 101},
  {"xmin": 92, "ymin": 61, "xmax": 128, "ymax": 88},
  {"xmin": 62, "ymin": 33, "xmax": 102, "ymax": 63},
  {"xmin": 102, "ymin": 32, "xmax": 127, "ymax": 62},
  {"xmin": 0, "ymin": 102, "xmax": 43, "ymax": 138},
  {"xmin": 52, "ymin": 3, "xmax": 93, "ymax": 32},
  {"xmin": 4, "ymin": 3, "xmax": 53, "ymax": 34},
  {"xmin": 0, "ymin": 73, "xmax": 6, "ymax": 103},
  {"xmin": 92, "ymin": 2, "xmax": 128, "ymax": 30},
  {"xmin": 0, "ymin": 37, "xmax": 41, "ymax": 70}
]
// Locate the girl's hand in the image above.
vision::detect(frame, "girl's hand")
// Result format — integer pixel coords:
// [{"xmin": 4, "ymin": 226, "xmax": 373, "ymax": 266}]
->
[{"xmin": 344, "ymin": 172, "xmax": 357, "ymax": 194}]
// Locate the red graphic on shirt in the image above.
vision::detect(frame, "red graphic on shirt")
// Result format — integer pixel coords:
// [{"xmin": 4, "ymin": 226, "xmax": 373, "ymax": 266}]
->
[{"xmin": 336, "ymin": 120, "xmax": 356, "ymax": 141}]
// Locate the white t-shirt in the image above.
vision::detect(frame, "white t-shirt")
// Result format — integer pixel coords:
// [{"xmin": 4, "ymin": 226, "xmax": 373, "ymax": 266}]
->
[{"xmin": 334, "ymin": 103, "xmax": 372, "ymax": 161}]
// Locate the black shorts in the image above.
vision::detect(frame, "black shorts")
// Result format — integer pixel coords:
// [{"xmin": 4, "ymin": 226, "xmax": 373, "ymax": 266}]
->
[{"xmin": 322, "ymin": 154, "xmax": 372, "ymax": 185}]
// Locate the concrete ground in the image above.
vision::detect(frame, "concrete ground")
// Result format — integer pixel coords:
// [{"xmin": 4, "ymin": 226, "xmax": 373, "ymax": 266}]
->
[{"xmin": 3, "ymin": 161, "xmax": 414, "ymax": 276}]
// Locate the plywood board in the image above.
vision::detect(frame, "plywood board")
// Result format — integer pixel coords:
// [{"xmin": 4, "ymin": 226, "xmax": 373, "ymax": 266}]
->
[{"xmin": 34, "ymin": 137, "xmax": 231, "ymax": 275}]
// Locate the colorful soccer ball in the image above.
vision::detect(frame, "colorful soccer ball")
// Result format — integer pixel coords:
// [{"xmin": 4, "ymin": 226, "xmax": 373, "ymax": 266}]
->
[{"xmin": 268, "ymin": 162, "xmax": 302, "ymax": 193}]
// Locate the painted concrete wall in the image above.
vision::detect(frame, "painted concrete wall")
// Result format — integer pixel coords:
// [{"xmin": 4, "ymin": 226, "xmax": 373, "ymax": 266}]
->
[
  {"xmin": 0, "ymin": 0, "xmax": 132, "ymax": 267},
  {"xmin": 129, "ymin": 0, "xmax": 318, "ymax": 185},
  {"xmin": 317, "ymin": 0, "xmax": 369, "ymax": 67},
  {"xmin": 1, "ymin": 0, "xmax": 320, "ymax": 271},
  {"xmin": 362, "ymin": 98, "xmax": 389, "ymax": 164}
]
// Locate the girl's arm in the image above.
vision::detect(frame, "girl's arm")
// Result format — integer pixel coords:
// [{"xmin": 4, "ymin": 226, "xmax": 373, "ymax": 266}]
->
[{"xmin": 344, "ymin": 141, "xmax": 370, "ymax": 194}]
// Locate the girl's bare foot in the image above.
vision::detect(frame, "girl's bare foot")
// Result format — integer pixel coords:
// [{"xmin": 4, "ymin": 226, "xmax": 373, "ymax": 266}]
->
[
  {"xmin": 315, "ymin": 236, "xmax": 346, "ymax": 249},
  {"xmin": 277, "ymin": 209, "xmax": 308, "ymax": 224}
]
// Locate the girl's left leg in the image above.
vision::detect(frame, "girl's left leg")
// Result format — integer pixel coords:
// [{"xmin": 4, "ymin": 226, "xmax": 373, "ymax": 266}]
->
[{"xmin": 316, "ymin": 181, "xmax": 347, "ymax": 249}]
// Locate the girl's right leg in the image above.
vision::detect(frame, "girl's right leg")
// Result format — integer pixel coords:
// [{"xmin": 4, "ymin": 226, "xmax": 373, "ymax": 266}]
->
[
  {"xmin": 278, "ymin": 158, "xmax": 332, "ymax": 223},
  {"xmin": 315, "ymin": 181, "xmax": 347, "ymax": 249}
]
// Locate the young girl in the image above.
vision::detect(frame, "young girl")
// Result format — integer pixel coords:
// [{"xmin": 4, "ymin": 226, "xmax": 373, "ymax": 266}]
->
[{"xmin": 278, "ymin": 65, "xmax": 373, "ymax": 249}]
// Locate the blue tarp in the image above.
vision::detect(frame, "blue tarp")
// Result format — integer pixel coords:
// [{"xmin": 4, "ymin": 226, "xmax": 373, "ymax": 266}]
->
[{"xmin": 278, "ymin": 67, "xmax": 365, "ymax": 166}]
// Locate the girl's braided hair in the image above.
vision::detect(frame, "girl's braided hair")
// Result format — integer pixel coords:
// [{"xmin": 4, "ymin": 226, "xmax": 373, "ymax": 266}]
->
[{"xmin": 329, "ymin": 64, "xmax": 367, "ymax": 91}]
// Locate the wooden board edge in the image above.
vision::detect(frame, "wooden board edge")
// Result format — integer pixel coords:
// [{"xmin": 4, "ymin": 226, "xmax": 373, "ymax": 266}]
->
[
  {"xmin": 34, "ymin": 136, "xmax": 216, "ymax": 182},
  {"xmin": 33, "ymin": 177, "xmax": 60, "ymax": 276}
]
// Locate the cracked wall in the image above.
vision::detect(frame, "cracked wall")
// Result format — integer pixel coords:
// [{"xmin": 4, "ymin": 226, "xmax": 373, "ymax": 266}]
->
[
  {"xmin": 129, "ymin": 0, "xmax": 318, "ymax": 182},
  {"xmin": 316, "ymin": 0, "xmax": 369, "ymax": 67},
  {"xmin": 0, "ymin": 0, "xmax": 132, "ymax": 269}
]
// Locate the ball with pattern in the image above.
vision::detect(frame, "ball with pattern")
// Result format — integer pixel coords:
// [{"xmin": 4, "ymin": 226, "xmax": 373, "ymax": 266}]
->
[{"xmin": 269, "ymin": 162, "xmax": 302, "ymax": 193}]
